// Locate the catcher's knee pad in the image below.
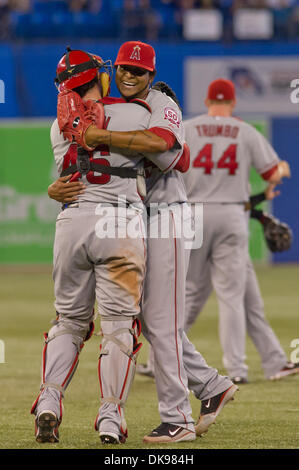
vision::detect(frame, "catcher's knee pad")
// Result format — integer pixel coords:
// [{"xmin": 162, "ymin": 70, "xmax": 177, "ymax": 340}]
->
[
  {"xmin": 95, "ymin": 318, "xmax": 142, "ymax": 432},
  {"xmin": 49, "ymin": 314, "xmax": 95, "ymax": 346}
]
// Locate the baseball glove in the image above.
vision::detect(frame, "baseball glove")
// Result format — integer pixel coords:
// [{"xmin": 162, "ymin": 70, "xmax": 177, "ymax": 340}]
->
[
  {"xmin": 261, "ymin": 213, "xmax": 293, "ymax": 252},
  {"xmin": 57, "ymin": 89, "xmax": 105, "ymax": 151},
  {"xmin": 152, "ymin": 81, "xmax": 182, "ymax": 110}
]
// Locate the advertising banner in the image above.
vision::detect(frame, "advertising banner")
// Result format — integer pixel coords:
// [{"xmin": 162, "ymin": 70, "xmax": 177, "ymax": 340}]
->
[
  {"xmin": 0, "ymin": 121, "xmax": 268, "ymax": 264},
  {"xmin": 0, "ymin": 123, "xmax": 59, "ymax": 263},
  {"xmin": 185, "ymin": 57, "xmax": 298, "ymax": 116}
]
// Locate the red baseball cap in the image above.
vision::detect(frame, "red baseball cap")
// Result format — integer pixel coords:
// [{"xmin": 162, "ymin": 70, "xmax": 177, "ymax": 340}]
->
[
  {"xmin": 114, "ymin": 41, "xmax": 156, "ymax": 72},
  {"xmin": 207, "ymin": 78, "xmax": 236, "ymax": 101}
]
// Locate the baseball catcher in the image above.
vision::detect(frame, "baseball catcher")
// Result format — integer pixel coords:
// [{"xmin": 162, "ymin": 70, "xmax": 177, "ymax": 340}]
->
[{"xmin": 55, "ymin": 47, "xmax": 109, "ymax": 151}]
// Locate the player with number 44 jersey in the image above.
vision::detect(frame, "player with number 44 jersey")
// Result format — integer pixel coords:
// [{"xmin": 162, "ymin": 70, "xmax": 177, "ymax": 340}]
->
[
  {"xmin": 183, "ymin": 79, "xmax": 290, "ymax": 381},
  {"xmin": 185, "ymin": 112, "xmax": 280, "ymax": 204}
]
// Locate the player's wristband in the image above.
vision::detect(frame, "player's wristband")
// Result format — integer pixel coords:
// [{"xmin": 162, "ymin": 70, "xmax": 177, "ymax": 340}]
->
[{"xmin": 249, "ymin": 192, "xmax": 266, "ymax": 208}]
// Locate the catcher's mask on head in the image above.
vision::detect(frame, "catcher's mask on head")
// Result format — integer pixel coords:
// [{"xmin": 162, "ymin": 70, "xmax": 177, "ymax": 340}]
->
[{"xmin": 55, "ymin": 48, "xmax": 113, "ymax": 97}]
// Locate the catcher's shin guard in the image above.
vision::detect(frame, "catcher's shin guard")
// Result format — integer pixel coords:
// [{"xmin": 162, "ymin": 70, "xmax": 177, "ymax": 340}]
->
[
  {"xmin": 95, "ymin": 318, "xmax": 142, "ymax": 441},
  {"xmin": 31, "ymin": 319, "xmax": 94, "ymax": 421}
]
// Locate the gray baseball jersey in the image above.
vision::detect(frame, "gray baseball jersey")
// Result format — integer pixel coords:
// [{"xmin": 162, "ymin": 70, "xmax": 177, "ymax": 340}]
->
[
  {"xmin": 183, "ymin": 115, "xmax": 279, "ymax": 203},
  {"xmin": 144, "ymin": 89, "xmax": 187, "ymax": 205},
  {"xmin": 183, "ymin": 114, "xmax": 280, "ymax": 379},
  {"xmin": 51, "ymin": 97, "xmax": 183, "ymax": 206},
  {"xmin": 139, "ymin": 92, "xmax": 232, "ymax": 427}
]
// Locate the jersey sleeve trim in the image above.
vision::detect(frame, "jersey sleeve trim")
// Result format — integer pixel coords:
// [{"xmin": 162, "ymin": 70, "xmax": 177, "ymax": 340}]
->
[
  {"xmin": 148, "ymin": 126, "xmax": 176, "ymax": 150},
  {"xmin": 260, "ymin": 164, "xmax": 278, "ymax": 180},
  {"xmin": 163, "ymin": 149, "xmax": 183, "ymax": 173}
]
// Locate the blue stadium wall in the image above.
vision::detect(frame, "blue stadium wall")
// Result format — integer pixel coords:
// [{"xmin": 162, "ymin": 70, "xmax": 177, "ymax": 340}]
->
[{"xmin": 0, "ymin": 41, "xmax": 298, "ymax": 262}]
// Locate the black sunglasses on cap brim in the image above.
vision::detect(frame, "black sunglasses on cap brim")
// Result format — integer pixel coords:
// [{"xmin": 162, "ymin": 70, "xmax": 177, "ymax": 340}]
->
[{"xmin": 117, "ymin": 64, "xmax": 149, "ymax": 76}]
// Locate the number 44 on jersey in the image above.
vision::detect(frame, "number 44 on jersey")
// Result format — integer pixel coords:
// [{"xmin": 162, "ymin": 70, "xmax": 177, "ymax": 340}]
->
[{"xmin": 193, "ymin": 143, "xmax": 238, "ymax": 175}]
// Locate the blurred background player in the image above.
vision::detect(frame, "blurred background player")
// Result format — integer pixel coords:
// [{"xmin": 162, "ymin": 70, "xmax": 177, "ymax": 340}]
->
[
  {"xmin": 137, "ymin": 183, "xmax": 298, "ymax": 383},
  {"xmin": 184, "ymin": 182, "xmax": 298, "ymax": 384},
  {"xmin": 182, "ymin": 78, "xmax": 291, "ymax": 383}
]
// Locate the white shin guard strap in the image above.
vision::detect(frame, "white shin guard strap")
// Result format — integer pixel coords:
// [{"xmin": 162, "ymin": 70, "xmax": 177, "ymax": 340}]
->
[
  {"xmin": 41, "ymin": 382, "xmax": 65, "ymax": 397},
  {"xmin": 101, "ymin": 397, "xmax": 122, "ymax": 406},
  {"xmin": 101, "ymin": 328, "xmax": 135, "ymax": 360}
]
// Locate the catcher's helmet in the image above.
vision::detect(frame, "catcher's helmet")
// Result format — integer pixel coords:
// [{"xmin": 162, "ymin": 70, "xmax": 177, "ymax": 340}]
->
[{"xmin": 55, "ymin": 48, "xmax": 112, "ymax": 97}]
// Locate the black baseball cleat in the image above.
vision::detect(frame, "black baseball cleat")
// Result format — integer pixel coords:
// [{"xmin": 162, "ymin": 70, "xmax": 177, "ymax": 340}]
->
[
  {"xmin": 100, "ymin": 431, "xmax": 126, "ymax": 445},
  {"xmin": 195, "ymin": 384, "xmax": 238, "ymax": 436},
  {"xmin": 35, "ymin": 410, "xmax": 60, "ymax": 443},
  {"xmin": 232, "ymin": 376, "xmax": 249, "ymax": 385},
  {"xmin": 143, "ymin": 423, "xmax": 195, "ymax": 443},
  {"xmin": 269, "ymin": 362, "xmax": 299, "ymax": 381}
]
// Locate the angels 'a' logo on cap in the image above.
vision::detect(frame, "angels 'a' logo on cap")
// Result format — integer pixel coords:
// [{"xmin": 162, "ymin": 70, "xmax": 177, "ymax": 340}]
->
[
  {"xmin": 216, "ymin": 93, "xmax": 224, "ymax": 99},
  {"xmin": 130, "ymin": 45, "xmax": 141, "ymax": 61}
]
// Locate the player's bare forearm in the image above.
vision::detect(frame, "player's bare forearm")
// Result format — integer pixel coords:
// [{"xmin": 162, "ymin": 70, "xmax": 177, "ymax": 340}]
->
[
  {"xmin": 85, "ymin": 126, "xmax": 168, "ymax": 153},
  {"xmin": 48, "ymin": 176, "xmax": 85, "ymax": 203}
]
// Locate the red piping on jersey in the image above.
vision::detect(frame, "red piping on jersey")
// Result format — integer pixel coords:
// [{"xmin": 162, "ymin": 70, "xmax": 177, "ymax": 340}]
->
[
  {"xmin": 261, "ymin": 164, "xmax": 278, "ymax": 181},
  {"xmin": 136, "ymin": 186, "xmax": 145, "ymax": 202},
  {"xmin": 148, "ymin": 127, "xmax": 176, "ymax": 150},
  {"xmin": 177, "ymin": 405, "xmax": 188, "ymax": 426},
  {"xmin": 98, "ymin": 344, "xmax": 104, "ymax": 398},
  {"xmin": 94, "ymin": 412, "xmax": 100, "ymax": 431},
  {"xmin": 42, "ymin": 333, "xmax": 48, "ymax": 383},
  {"xmin": 164, "ymin": 149, "xmax": 182, "ymax": 172},
  {"xmin": 30, "ymin": 334, "xmax": 49, "ymax": 415},
  {"xmin": 170, "ymin": 212, "xmax": 188, "ymax": 395},
  {"xmin": 118, "ymin": 405, "xmax": 128, "ymax": 438},
  {"xmin": 30, "ymin": 392, "xmax": 41, "ymax": 415},
  {"xmin": 61, "ymin": 352, "xmax": 79, "ymax": 388},
  {"xmin": 138, "ymin": 214, "xmax": 147, "ymax": 313},
  {"xmin": 120, "ymin": 358, "xmax": 132, "ymax": 400},
  {"xmin": 59, "ymin": 396, "xmax": 63, "ymax": 420}
]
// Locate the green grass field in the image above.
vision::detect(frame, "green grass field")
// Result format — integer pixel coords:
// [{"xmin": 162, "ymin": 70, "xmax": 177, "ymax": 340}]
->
[{"xmin": 1, "ymin": 264, "xmax": 299, "ymax": 450}]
